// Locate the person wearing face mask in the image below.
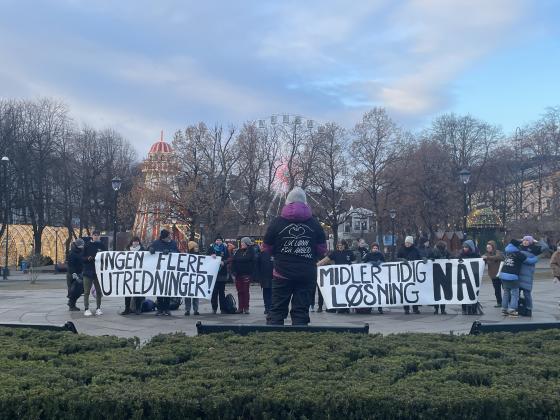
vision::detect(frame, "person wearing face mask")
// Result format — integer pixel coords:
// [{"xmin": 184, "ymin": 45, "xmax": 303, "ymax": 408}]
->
[
  {"xmin": 149, "ymin": 229, "xmax": 179, "ymax": 316},
  {"xmin": 82, "ymin": 231, "xmax": 106, "ymax": 317},
  {"xmin": 120, "ymin": 237, "xmax": 145, "ymax": 315}
]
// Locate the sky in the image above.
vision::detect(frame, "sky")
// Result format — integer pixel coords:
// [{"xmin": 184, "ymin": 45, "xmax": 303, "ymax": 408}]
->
[{"xmin": 1, "ymin": 0, "xmax": 559, "ymax": 154}]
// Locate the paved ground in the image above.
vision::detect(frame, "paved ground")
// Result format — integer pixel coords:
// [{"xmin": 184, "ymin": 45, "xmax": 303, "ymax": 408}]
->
[{"xmin": 1, "ymin": 263, "xmax": 559, "ymax": 342}]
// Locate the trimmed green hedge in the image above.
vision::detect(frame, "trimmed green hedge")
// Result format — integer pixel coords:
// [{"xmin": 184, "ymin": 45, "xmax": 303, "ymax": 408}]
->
[{"xmin": 1, "ymin": 327, "xmax": 560, "ymax": 419}]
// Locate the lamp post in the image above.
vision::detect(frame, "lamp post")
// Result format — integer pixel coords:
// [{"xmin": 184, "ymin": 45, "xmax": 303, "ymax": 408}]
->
[
  {"xmin": 459, "ymin": 169, "xmax": 471, "ymax": 239},
  {"xmin": 54, "ymin": 227, "xmax": 59, "ymax": 266},
  {"xmin": 389, "ymin": 209, "xmax": 397, "ymax": 261},
  {"xmin": 111, "ymin": 177, "xmax": 122, "ymax": 251},
  {"xmin": 199, "ymin": 223, "xmax": 204, "ymax": 250},
  {"xmin": 2, "ymin": 156, "xmax": 9, "ymax": 279},
  {"xmin": 171, "ymin": 218, "xmax": 177, "ymax": 242}
]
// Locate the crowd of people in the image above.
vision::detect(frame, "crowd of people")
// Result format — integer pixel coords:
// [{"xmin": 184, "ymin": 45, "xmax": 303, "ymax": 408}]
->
[{"xmin": 64, "ymin": 186, "xmax": 560, "ymax": 325}]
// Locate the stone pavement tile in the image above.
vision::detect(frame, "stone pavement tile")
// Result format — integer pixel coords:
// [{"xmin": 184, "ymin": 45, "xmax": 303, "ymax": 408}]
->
[{"xmin": 2, "ymin": 277, "xmax": 560, "ymax": 340}]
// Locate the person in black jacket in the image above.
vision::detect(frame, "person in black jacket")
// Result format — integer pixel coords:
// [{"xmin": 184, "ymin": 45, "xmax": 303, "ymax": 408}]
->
[
  {"xmin": 232, "ymin": 237, "xmax": 256, "ymax": 314},
  {"xmin": 263, "ymin": 187, "xmax": 327, "ymax": 325},
  {"xmin": 66, "ymin": 238, "xmax": 84, "ymax": 311},
  {"xmin": 317, "ymin": 240, "xmax": 355, "ymax": 313},
  {"xmin": 363, "ymin": 242, "xmax": 385, "ymax": 314},
  {"xmin": 457, "ymin": 239, "xmax": 481, "ymax": 315},
  {"xmin": 82, "ymin": 231, "xmax": 106, "ymax": 317},
  {"xmin": 184, "ymin": 241, "xmax": 201, "ymax": 316},
  {"xmin": 429, "ymin": 241, "xmax": 451, "ymax": 315},
  {"xmin": 149, "ymin": 229, "xmax": 179, "ymax": 316},
  {"xmin": 256, "ymin": 243, "xmax": 273, "ymax": 314},
  {"xmin": 207, "ymin": 236, "xmax": 229, "ymax": 314},
  {"xmin": 120, "ymin": 237, "xmax": 145, "ymax": 316},
  {"xmin": 397, "ymin": 235, "xmax": 421, "ymax": 314}
]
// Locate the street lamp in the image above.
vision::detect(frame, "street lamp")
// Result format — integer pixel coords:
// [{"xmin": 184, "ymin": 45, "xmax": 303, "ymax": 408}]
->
[
  {"xmin": 199, "ymin": 223, "xmax": 204, "ymax": 250},
  {"xmin": 171, "ymin": 217, "xmax": 177, "ymax": 242},
  {"xmin": 459, "ymin": 169, "xmax": 471, "ymax": 239},
  {"xmin": 2, "ymin": 156, "xmax": 9, "ymax": 279},
  {"xmin": 389, "ymin": 209, "xmax": 397, "ymax": 261},
  {"xmin": 111, "ymin": 176, "xmax": 122, "ymax": 251}
]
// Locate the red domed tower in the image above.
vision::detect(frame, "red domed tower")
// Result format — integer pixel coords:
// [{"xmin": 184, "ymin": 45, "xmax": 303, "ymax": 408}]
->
[{"xmin": 133, "ymin": 132, "xmax": 186, "ymax": 248}]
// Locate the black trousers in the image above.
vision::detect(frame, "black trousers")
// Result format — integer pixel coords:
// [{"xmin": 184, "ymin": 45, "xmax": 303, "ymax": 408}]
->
[
  {"xmin": 491, "ymin": 277, "xmax": 502, "ymax": 304},
  {"xmin": 125, "ymin": 297, "xmax": 145, "ymax": 311},
  {"xmin": 157, "ymin": 297, "xmax": 170, "ymax": 311},
  {"xmin": 267, "ymin": 276, "xmax": 314, "ymax": 325},
  {"xmin": 309, "ymin": 284, "xmax": 324, "ymax": 308},
  {"xmin": 403, "ymin": 305, "xmax": 420, "ymax": 313},
  {"xmin": 211, "ymin": 281, "xmax": 227, "ymax": 311}
]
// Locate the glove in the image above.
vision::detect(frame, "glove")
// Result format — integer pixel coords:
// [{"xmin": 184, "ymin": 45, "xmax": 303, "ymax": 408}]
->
[
  {"xmin": 72, "ymin": 273, "xmax": 79, "ymax": 280},
  {"xmin": 458, "ymin": 258, "xmax": 464, "ymax": 263},
  {"xmin": 422, "ymin": 257, "xmax": 428, "ymax": 264},
  {"xmin": 163, "ymin": 250, "xmax": 169, "ymax": 255},
  {"xmin": 149, "ymin": 247, "xmax": 155, "ymax": 255}
]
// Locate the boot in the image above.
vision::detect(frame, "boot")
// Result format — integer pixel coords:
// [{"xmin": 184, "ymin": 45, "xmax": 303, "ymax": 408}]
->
[{"xmin": 433, "ymin": 306, "xmax": 439, "ymax": 315}]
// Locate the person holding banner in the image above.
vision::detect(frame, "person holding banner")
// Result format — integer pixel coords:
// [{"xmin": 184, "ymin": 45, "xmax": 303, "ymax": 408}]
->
[
  {"xmin": 264, "ymin": 187, "xmax": 327, "ymax": 326},
  {"xmin": 82, "ymin": 231, "xmax": 106, "ymax": 317},
  {"xmin": 398, "ymin": 236, "xmax": 421, "ymax": 315},
  {"xmin": 184, "ymin": 241, "xmax": 200, "ymax": 316},
  {"xmin": 317, "ymin": 240, "xmax": 356, "ymax": 313},
  {"xmin": 120, "ymin": 237, "xmax": 146, "ymax": 316},
  {"xmin": 149, "ymin": 229, "xmax": 179, "ymax": 316},
  {"xmin": 232, "ymin": 237, "xmax": 256, "ymax": 314},
  {"xmin": 429, "ymin": 241, "xmax": 451, "ymax": 315},
  {"xmin": 362, "ymin": 242, "xmax": 385, "ymax": 314},
  {"xmin": 207, "ymin": 236, "xmax": 229, "ymax": 314},
  {"xmin": 458, "ymin": 240, "xmax": 481, "ymax": 315}
]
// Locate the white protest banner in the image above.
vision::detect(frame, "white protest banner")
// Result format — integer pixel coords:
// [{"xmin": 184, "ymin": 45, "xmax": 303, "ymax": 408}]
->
[
  {"xmin": 317, "ymin": 258, "xmax": 484, "ymax": 309},
  {"xmin": 94, "ymin": 251, "xmax": 221, "ymax": 299}
]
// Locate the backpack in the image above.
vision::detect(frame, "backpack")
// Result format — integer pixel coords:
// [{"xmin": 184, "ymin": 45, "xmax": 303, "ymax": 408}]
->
[
  {"xmin": 141, "ymin": 299, "xmax": 156, "ymax": 312},
  {"xmin": 223, "ymin": 293, "xmax": 237, "ymax": 314},
  {"xmin": 69, "ymin": 277, "xmax": 84, "ymax": 300},
  {"xmin": 169, "ymin": 297, "xmax": 182, "ymax": 310}
]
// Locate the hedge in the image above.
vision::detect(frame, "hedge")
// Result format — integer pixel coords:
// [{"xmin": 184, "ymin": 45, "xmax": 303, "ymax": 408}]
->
[{"xmin": 1, "ymin": 327, "xmax": 560, "ymax": 419}]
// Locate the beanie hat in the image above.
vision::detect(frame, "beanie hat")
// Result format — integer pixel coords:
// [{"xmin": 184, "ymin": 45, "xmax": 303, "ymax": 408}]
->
[
  {"xmin": 240, "ymin": 237, "xmax": 253, "ymax": 246},
  {"xmin": 160, "ymin": 229, "xmax": 170, "ymax": 239},
  {"xmin": 405, "ymin": 236, "xmax": 414, "ymax": 244},
  {"xmin": 74, "ymin": 238, "xmax": 85, "ymax": 248},
  {"xmin": 522, "ymin": 235, "xmax": 535, "ymax": 244},
  {"xmin": 463, "ymin": 239, "xmax": 476, "ymax": 253},
  {"xmin": 285, "ymin": 187, "xmax": 307, "ymax": 204},
  {"xmin": 215, "ymin": 235, "xmax": 223, "ymax": 242},
  {"xmin": 187, "ymin": 241, "xmax": 198, "ymax": 252}
]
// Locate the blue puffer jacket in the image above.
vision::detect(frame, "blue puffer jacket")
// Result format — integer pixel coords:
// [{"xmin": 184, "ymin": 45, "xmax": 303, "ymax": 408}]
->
[
  {"xmin": 518, "ymin": 243, "xmax": 547, "ymax": 291},
  {"xmin": 499, "ymin": 243, "xmax": 536, "ymax": 282},
  {"xmin": 518, "ymin": 250, "xmax": 538, "ymax": 291}
]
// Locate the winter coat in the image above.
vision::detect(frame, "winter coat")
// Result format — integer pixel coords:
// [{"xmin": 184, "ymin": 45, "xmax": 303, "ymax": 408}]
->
[
  {"xmin": 429, "ymin": 247, "xmax": 451, "ymax": 260},
  {"xmin": 362, "ymin": 251, "xmax": 385, "ymax": 266},
  {"xmin": 66, "ymin": 246, "xmax": 83, "ymax": 277},
  {"xmin": 82, "ymin": 240, "xmax": 107, "ymax": 277},
  {"xmin": 356, "ymin": 246, "xmax": 369, "ymax": 263},
  {"xmin": 256, "ymin": 250, "xmax": 273, "ymax": 289},
  {"xmin": 551, "ymin": 250, "xmax": 560, "ymax": 278},
  {"xmin": 327, "ymin": 250, "xmax": 356, "ymax": 265},
  {"xmin": 484, "ymin": 248, "xmax": 504, "ymax": 279},
  {"xmin": 518, "ymin": 244, "xmax": 542, "ymax": 291},
  {"xmin": 459, "ymin": 240, "xmax": 481, "ymax": 259},
  {"xmin": 263, "ymin": 202, "xmax": 327, "ymax": 280},
  {"xmin": 232, "ymin": 246, "xmax": 256, "ymax": 277},
  {"xmin": 397, "ymin": 245, "xmax": 421, "ymax": 261},
  {"xmin": 149, "ymin": 239, "xmax": 179, "ymax": 254},
  {"xmin": 206, "ymin": 243, "xmax": 229, "ymax": 279},
  {"xmin": 499, "ymin": 243, "xmax": 536, "ymax": 282}
]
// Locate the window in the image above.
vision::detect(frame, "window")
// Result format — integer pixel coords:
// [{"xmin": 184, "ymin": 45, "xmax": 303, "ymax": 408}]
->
[
  {"xmin": 361, "ymin": 221, "xmax": 368, "ymax": 231},
  {"xmin": 354, "ymin": 221, "xmax": 361, "ymax": 231},
  {"xmin": 344, "ymin": 223, "xmax": 351, "ymax": 233}
]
